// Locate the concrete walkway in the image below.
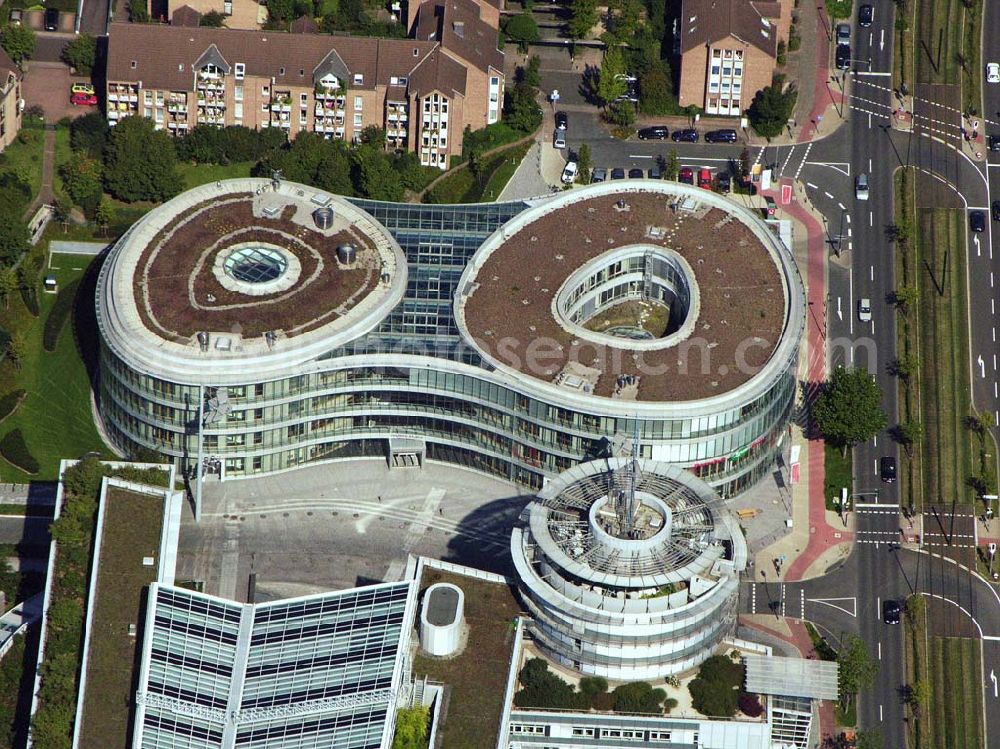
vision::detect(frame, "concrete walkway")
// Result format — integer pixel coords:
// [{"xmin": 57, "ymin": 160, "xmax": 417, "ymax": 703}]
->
[{"xmin": 497, "ymin": 140, "xmax": 553, "ymax": 201}]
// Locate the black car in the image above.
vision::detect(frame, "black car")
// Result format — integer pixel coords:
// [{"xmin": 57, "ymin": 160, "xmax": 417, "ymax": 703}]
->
[
  {"xmin": 989, "ymin": 134, "xmax": 1000, "ymax": 152},
  {"xmin": 627, "ymin": 167, "xmax": 644, "ymax": 179},
  {"xmin": 880, "ymin": 456, "xmax": 897, "ymax": 483},
  {"xmin": 992, "ymin": 201, "xmax": 1000, "ymax": 222},
  {"xmin": 716, "ymin": 172, "xmax": 732, "ymax": 193},
  {"xmin": 637, "ymin": 126, "xmax": 669, "ymax": 140},
  {"xmin": 671, "ymin": 128, "xmax": 699, "ymax": 143},
  {"xmin": 647, "ymin": 166, "xmax": 662, "ymax": 179},
  {"xmin": 704, "ymin": 128, "xmax": 738, "ymax": 143},
  {"xmin": 610, "ymin": 167, "xmax": 626, "ymax": 180},
  {"xmin": 835, "ymin": 44, "xmax": 851, "ymax": 71},
  {"xmin": 555, "ymin": 111, "xmax": 568, "ymax": 131},
  {"xmin": 882, "ymin": 599, "xmax": 901, "ymax": 624},
  {"xmin": 858, "ymin": 3, "xmax": 874, "ymax": 26},
  {"xmin": 970, "ymin": 210, "xmax": 986, "ymax": 232},
  {"xmin": 44, "ymin": 7, "xmax": 59, "ymax": 30}
]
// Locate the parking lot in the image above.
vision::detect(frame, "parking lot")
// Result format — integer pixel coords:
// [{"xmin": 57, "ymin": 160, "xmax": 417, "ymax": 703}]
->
[{"xmin": 22, "ymin": 61, "xmax": 95, "ymax": 122}]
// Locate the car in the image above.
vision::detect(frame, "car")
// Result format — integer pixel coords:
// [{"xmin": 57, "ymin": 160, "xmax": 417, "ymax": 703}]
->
[
  {"xmin": 628, "ymin": 167, "xmax": 644, "ymax": 179},
  {"xmin": 671, "ymin": 128, "xmax": 699, "ymax": 143},
  {"xmin": 858, "ymin": 3, "xmax": 873, "ymax": 26},
  {"xmin": 697, "ymin": 168, "xmax": 712, "ymax": 189},
  {"xmin": 561, "ymin": 160, "xmax": 578, "ymax": 184},
  {"xmin": 71, "ymin": 83, "xmax": 96, "ymax": 95},
  {"xmin": 555, "ymin": 111, "xmax": 568, "ymax": 131},
  {"xmin": 990, "ymin": 134, "xmax": 1000, "ymax": 152},
  {"xmin": 71, "ymin": 92, "xmax": 98, "ymax": 106},
  {"xmin": 836, "ymin": 23, "xmax": 851, "ymax": 45},
  {"xmin": 855, "ymin": 173, "xmax": 869, "ymax": 201},
  {"xmin": 987, "ymin": 62, "xmax": 1000, "ymax": 84},
  {"xmin": 647, "ymin": 165, "xmax": 662, "ymax": 179},
  {"xmin": 716, "ymin": 172, "xmax": 731, "ymax": 193},
  {"xmin": 970, "ymin": 210, "xmax": 986, "ymax": 232},
  {"xmin": 836, "ymin": 44, "xmax": 851, "ymax": 71},
  {"xmin": 554, "ymin": 131, "xmax": 566, "ymax": 149},
  {"xmin": 858, "ymin": 298, "xmax": 872, "ymax": 322},
  {"xmin": 882, "ymin": 599, "xmax": 901, "ymax": 625},
  {"xmin": 704, "ymin": 128, "xmax": 738, "ymax": 143},
  {"xmin": 591, "ymin": 167, "xmax": 607, "ymax": 183},
  {"xmin": 44, "ymin": 7, "xmax": 59, "ymax": 30},
  {"xmin": 637, "ymin": 126, "xmax": 669, "ymax": 140},
  {"xmin": 992, "ymin": 201, "xmax": 1000, "ymax": 222},
  {"xmin": 880, "ymin": 456, "xmax": 897, "ymax": 483},
  {"xmin": 610, "ymin": 167, "xmax": 626, "ymax": 180},
  {"xmin": 678, "ymin": 166, "xmax": 694, "ymax": 184}
]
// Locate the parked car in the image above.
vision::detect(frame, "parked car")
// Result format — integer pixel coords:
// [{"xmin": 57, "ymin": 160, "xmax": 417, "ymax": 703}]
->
[
  {"xmin": 555, "ymin": 111, "xmax": 568, "ymax": 130},
  {"xmin": 591, "ymin": 167, "xmax": 607, "ymax": 183},
  {"xmin": 697, "ymin": 168, "xmax": 712, "ymax": 189},
  {"xmin": 678, "ymin": 166, "xmax": 694, "ymax": 184},
  {"xmin": 990, "ymin": 134, "xmax": 1000, "ymax": 151},
  {"xmin": 637, "ymin": 126, "xmax": 669, "ymax": 140},
  {"xmin": 836, "ymin": 44, "xmax": 851, "ymax": 70},
  {"xmin": 970, "ymin": 210, "xmax": 986, "ymax": 232},
  {"xmin": 561, "ymin": 160, "xmax": 578, "ymax": 184},
  {"xmin": 855, "ymin": 173, "xmax": 869, "ymax": 201},
  {"xmin": 628, "ymin": 167, "xmax": 644, "ymax": 179},
  {"xmin": 647, "ymin": 166, "xmax": 662, "ymax": 179},
  {"xmin": 858, "ymin": 298, "xmax": 872, "ymax": 323},
  {"xmin": 880, "ymin": 456, "xmax": 897, "ymax": 483},
  {"xmin": 671, "ymin": 128, "xmax": 699, "ymax": 143},
  {"xmin": 44, "ymin": 7, "xmax": 59, "ymax": 30},
  {"xmin": 71, "ymin": 92, "xmax": 98, "ymax": 106},
  {"xmin": 858, "ymin": 3, "xmax": 873, "ymax": 26},
  {"xmin": 992, "ymin": 200, "xmax": 1000, "ymax": 222},
  {"xmin": 836, "ymin": 23, "xmax": 851, "ymax": 45},
  {"xmin": 554, "ymin": 131, "xmax": 566, "ymax": 149},
  {"xmin": 882, "ymin": 599, "xmax": 901, "ymax": 625},
  {"xmin": 716, "ymin": 172, "xmax": 731, "ymax": 193},
  {"xmin": 704, "ymin": 128, "xmax": 738, "ymax": 143},
  {"xmin": 988, "ymin": 62, "xmax": 1000, "ymax": 84},
  {"xmin": 610, "ymin": 167, "xmax": 626, "ymax": 180},
  {"xmin": 71, "ymin": 83, "xmax": 96, "ymax": 95}
]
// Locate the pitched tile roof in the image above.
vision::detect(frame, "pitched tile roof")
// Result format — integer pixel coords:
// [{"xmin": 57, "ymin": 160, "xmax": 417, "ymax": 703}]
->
[
  {"xmin": 414, "ymin": 0, "xmax": 502, "ymax": 73},
  {"xmin": 409, "ymin": 46, "xmax": 467, "ymax": 98},
  {"xmin": 106, "ymin": 22, "xmax": 440, "ymax": 92},
  {"xmin": 679, "ymin": 0, "xmax": 779, "ymax": 56},
  {"xmin": 0, "ymin": 47, "xmax": 20, "ymax": 81}
]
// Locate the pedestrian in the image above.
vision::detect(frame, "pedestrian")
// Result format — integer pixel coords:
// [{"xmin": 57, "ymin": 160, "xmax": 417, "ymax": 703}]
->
[{"xmin": 378, "ymin": 495, "xmax": 382, "ymax": 503}]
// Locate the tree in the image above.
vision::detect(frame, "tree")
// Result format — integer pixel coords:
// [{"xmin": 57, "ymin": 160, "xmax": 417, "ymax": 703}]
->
[
  {"xmin": 360, "ymin": 125, "xmax": 386, "ymax": 146},
  {"xmin": 838, "ymin": 635, "xmax": 879, "ymax": 711},
  {"xmin": 102, "ymin": 116, "xmax": 183, "ymax": 202},
  {"xmin": 856, "ymin": 729, "xmax": 884, "ymax": 749},
  {"xmin": 605, "ymin": 0, "xmax": 642, "ymax": 44},
  {"xmin": 522, "ymin": 54, "xmax": 541, "ymax": 88},
  {"xmin": 60, "ymin": 34, "xmax": 96, "ymax": 75},
  {"xmin": 812, "ymin": 366, "xmax": 888, "ymax": 455},
  {"xmin": 568, "ymin": 0, "xmax": 598, "ymax": 40},
  {"xmin": 639, "ymin": 62, "xmax": 673, "ymax": 115},
  {"xmin": 597, "ymin": 46, "xmax": 628, "ymax": 107},
  {"xmin": 747, "ymin": 80, "xmax": 798, "ymax": 139},
  {"xmin": 890, "ymin": 353, "xmax": 918, "ymax": 385},
  {"xmin": 0, "ymin": 267, "xmax": 17, "ymax": 310},
  {"xmin": 5, "ymin": 333, "xmax": 26, "ymax": 371},
  {"xmin": 904, "ymin": 594, "xmax": 925, "ymax": 627},
  {"xmin": 53, "ymin": 197, "xmax": 73, "ymax": 233},
  {"xmin": 576, "ymin": 143, "xmax": 592, "ymax": 184},
  {"xmin": 503, "ymin": 13, "xmax": 539, "ymax": 51},
  {"xmin": 687, "ymin": 655, "xmax": 744, "ymax": 717},
  {"xmin": 200, "ymin": 10, "xmax": 227, "ymax": 26},
  {"xmin": 611, "ymin": 681, "xmax": 666, "ymax": 713},
  {"xmin": 95, "ymin": 198, "xmax": 116, "ymax": 237},
  {"xmin": 607, "ymin": 99, "xmax": 636, "ymax": 127},
  {"xmin": 966, "ymin": 409, "xmax": 994, "ymax": 437},
  {"xmin": 391, "ymin": 706, "xmax": 429, "ymax": 749},
  {"xmin": 894, "ymin": 419, "xmax": 923, "ymax": 456},
  {"xmin": 128, "ymin": 0, "xmax": 150, "ymax": 22},
  {"xmin": 893, "ymin": 284, "xmax": 918, "ymax": 314},
  {"xmin": 0, "ymin": 214, "xmax": 29, "ymax": 267},
  {"xmin": 909, "ymin": 678, "xmax": 930, "ymax": 715},
  {"xmin": 70, "ymin": 111, "xmax": 110, "ymax": 158},
  {"xmin": 1, "ymin": 24, "xmax": 35, "ymax": 64},
  {"xmin": 664, "ymin": 149, "xmax": 680, "ymax": 180},
  {"xmin": 59, "ymin": 152, "xmax": 103, "ymax": 211},
  {"xmin": 504, "ymin": 82, "xmax": 542, "ymax": 133},
  {"xmin": 351, "ymin": 146, "xmax": 403, "ymax": 201},
  {"xmin": 267, "ymin": 0, "xmax": 296, "ymax": 22}
]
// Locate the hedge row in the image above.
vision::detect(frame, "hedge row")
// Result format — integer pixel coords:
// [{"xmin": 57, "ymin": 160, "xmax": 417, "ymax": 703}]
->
[
  {"xmin": 0, "ymin": 429, "xmax": 39, "ymax": 474},
  {"xmin": 0, "ymin": 389, "xmax": 26, "ymax": 424},
  {"xmin": 31, "ymin": 458, "xmax": 170, "ymax": 748},
  {"xmin": 42, "ymin": 279, "xmax": 80, "ymax": 352}
]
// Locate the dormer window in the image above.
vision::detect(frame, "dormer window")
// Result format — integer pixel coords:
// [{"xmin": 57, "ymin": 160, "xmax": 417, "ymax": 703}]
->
[
  {"xmin": 234, "ymin": 62, "xmax": 245, "ymax": 80},
  {"xmin": 353, "ymin": 73, "xmax": 363, "ymax": 85},
  {"xmin": 201, "ymin": 63, "xmax": 222, "ymax": 78}
]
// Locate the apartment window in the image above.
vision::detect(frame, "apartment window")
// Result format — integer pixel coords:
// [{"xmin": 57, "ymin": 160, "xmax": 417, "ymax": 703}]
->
[
  {"xmin": 234, "ymin": 84, "xmax": 243, "ymax": 101},
  {"xmin": 234, "ymin": 102, "xmax": 243, "ymax": 119},
  {"xmin": 734, "ymin": 64, "xmax": 743, "ymax": 76},
  {"xmin": 224, "ymin": 0, "xmax": 232, "ymax": 12},
  {"xmin": 261, "ymin": 85, "xmax": 270, "ymax": 96},
  {"xmin": 354, "ymin": 96, "xmax": 363, "ymax": 110},
  {"xmin": 144, "ymin": 91, "xmax": 152, "ymax": 104},
  {"xmin": 131, "ymin": 60, "xmax": 137, "ymax": 69},
  {"xmin": 252, "ymin": 456, "xmax": 262, "ymax": 470},
  {"xmin": 722, "ymin": 66, "xmax": 732, "ymax": 76},
  {"xmin": 299, "ymin": 68, "xmax": 304, "ymax": 76},
  {"xmin": 279, "ymin": 66, "xmax": 285, "ymax": 76},
  {"xmin": 299, "ymin": 113, "xmax": 307, "ymax": 125},
  {"xmin": 711, "ymin": 65, "xmax": 720, "ymax": 75},
  {"xmin": 353, "ymin": 73, "xmax": 363, "ymax": 85},
  {"xmin": 490, "ymin": 76, "xmax": 499, "ymax": 86},
  {"xmin": 262, "ymin": 103, "xmax": 269, "ymax": 112},
  {"xmin": 144, "ymin": 107, "xmax": 152, "ymax": 117},
  {"xmin": 234, "ymin": 62, "xmax": 245, "ymax": 80},
  {"xmin": 441, "ymin": 101, "xmax": 448, "ymax": 113},
  {"xmin": 300, "ymin": 92, "xmax": 308, "ymax": 103},
  {"xmin": 353, "ymin": 113, "xmax": 363, "ymax": 127}
]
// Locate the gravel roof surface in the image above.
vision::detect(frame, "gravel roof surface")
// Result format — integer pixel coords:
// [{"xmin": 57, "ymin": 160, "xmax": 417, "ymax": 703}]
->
[{"xmin": 463, "ymin": 191, "xmax": 787, "ymax": 402}]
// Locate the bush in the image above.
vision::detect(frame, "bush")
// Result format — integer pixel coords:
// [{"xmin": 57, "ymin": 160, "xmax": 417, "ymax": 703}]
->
[
  {"xmin": 69, "ymin": 112, "xmax": 110, "ymax": 158},
  {"xmin": 687, "ymin": 655, "xmax": 744, "ymax": 717},
  {"xmin": 461, "ymin": 122, "xmax": 521, "ymax": 158},
  {"xmin": 611, "ymin": 681, "xmax": 666, "ymax": 713},
  {"xmin": 513, "ymin": 658, "xmax": 590, "ymax": 710},
  {"xmin": 747, "ymin": 80, "xmax": 798, "ymax": 139},
  {"xmin": 60, "ymin": 34, "xmax": 97, "ymax": 75},
  {"xmin": 42, "ymin": 279, "xmax": 79, "ymax": 352},
  {"xmin": 738, "ymin": 692, "xmax": 764, "ymax": 717},
  {"xmin": 0, "ymin": 390, "xmax": 26, "ymax": 424},
  {"xmin": 177, "ymin": 125, "xmax": 286, "ymax": 165},
  {"xmin": 200, "ymin": 10, "xmax": 226, "ymax": 26},
  {"xmin": 0, "ymin": 429, "xmax": 39, "ymax": 474}
]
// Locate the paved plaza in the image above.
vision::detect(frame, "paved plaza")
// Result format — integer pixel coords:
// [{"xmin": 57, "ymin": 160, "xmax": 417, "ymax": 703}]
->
[{"xmin": 175, "ymin": 459, "xmax": 531, "ymax": 602}]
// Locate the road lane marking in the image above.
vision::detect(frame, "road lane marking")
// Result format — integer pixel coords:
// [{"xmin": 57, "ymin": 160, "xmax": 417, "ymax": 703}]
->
[
  {"xmin": 869, "ymin": 212, "xmax": 873, "ymax": 227},
  {"xmin": 846, "ymin": 213, "xmax": 851, "ymax": 223},
  {"xmin": 879, "ymin": 704, "xmax": 883, "ymax": 721},
  {"xmin": 870, "ymin": 265, "xmax": 874, "ymax": 281},
  {"xmin": 838, "ymin": 202, "xmax": 846, "ymax": 211},
  {"xmin": 868, "ymin": 112, "xmax": 872, "ymax": 128},
  {"xmin": 825, "ymin": 191, "xmax": 834, "ymax": 199},
  {"xmin": 806, "ymin": 597, "xmax": 857, "ymax": 617},
  {"xmin": 807, "ymin": 182, "xmax": 818, "ymax": 189},
  {"xmin": 878, "ymin": 641, "xmax": 882, "ymax": 660},
  {"xmin": 876, "ymin": 596, "xmax": 881, "ymax": 621}
]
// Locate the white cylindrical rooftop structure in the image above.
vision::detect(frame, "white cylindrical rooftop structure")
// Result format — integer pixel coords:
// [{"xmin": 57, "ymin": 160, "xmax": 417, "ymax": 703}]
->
[{"xmin": 419, "ymin": 582, "xmax": 464, "ymax": 657}]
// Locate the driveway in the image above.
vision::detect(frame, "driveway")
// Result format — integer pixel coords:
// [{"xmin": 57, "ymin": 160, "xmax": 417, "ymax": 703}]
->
[{"xmin": 22, "ymin": 62, "xmax": 93, "ymax": 122}]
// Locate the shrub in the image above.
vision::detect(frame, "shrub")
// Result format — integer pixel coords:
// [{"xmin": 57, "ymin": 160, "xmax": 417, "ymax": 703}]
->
[
  {"xmin": 513, "ymin": 658, "xmax": 590, "ymax": 710},
  {"xmin": 738, "ymin": 692, "xmax": 764, "ymax": 717},
  {"xmin": 0, "ymin": 429, "xmax": 39, "ymax": 474},
  {"xmin": 611, "ymin": 681, "xmax": 666, "ymax": 713},
  {"xmin": 177, "ymin": 125, "xmax": 286, "ymax": 165},
  {"xmin": 591, "ymin": 690, "xmax": 614, "ymax": 711},
  {"xmin": 578, "ymin": 675, "xmax": 608, "ymax": 697},
  {"xmin": 42, "ymin": 279, "xmax": 79, "ymax": 352},
  {"xmin": 687, "ymin": 655, "xmax": 745, "ymax": 717},
  {"xmin": 60, "ymin": 34, "xmax": 97, "ymax": 75},
  {"xmin": 70, "ymin": 112, "xmax": 110, "ymax": 158},
  {"xmin": 0, "ymin": 390, "xmax": 26, "ymax": 424}
]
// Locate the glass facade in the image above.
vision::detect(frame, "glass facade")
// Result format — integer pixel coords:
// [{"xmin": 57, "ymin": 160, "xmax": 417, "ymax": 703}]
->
[
  {"xmin": 98, "ymin": 198, "xmax": 798, "ymax": 498},
  {"xmin": 133, "ymin": 582, "xmax": 415, "ymax": 749}
]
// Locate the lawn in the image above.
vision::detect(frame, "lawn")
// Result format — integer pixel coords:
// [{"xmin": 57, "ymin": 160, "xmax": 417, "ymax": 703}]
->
[
  {"xmin": 412, "ymin": 569, "xmax": 522, "ymax": 749},
  {"xmin": 176, "ymin": 160, "xmax": 255, "ymax": 191},
  {"xmin": 0, "ymin": 118, "xmax": 47, "ymax": 207},
  {"xmin": 424, "ymin": 142, "xmax": 531, "ymax": 204},
  {"xmin": 913, "ymin": 0, "xmax": 964, "ymax": 85},
  {"xmin": 824, "ymin": 442, "xmax": 853, "ymax": 512},
  {"xmin": 894, "ymin": 0, "xmax": 915, "ymax": 91},
  {"xmin": 51, "ymin": 124, "xmax": 73, "ymax": 204},
  {"xmin": 961, "ymin": 0, "xmax": 983, "ymax": 115},
  {"xmin": 0, "ymin": 254, "xmax": 108, "ymax": 482}
]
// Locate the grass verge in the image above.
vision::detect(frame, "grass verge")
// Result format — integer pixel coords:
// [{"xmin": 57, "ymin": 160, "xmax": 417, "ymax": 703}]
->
[
  {"xmin": 823, "ymin": 442, "xmax": 853, "ymax": 512},
  {"xmin": 913, "ymin": 0, "xmax": 963, "ymax": 85},
  {"xmin": 0, "ymin": 119, "xmax": 46, "ymax": 203},
  {"xmin": 894, "ymin": 0, "xmax": 915, "ymax": 91},
  {"xmin": 424, "ymin": 142, "xmax": 531, "ymax": 204},
  {"xmin": 176, "ymin": 160, "xmax": 255, "ymax": 191}
]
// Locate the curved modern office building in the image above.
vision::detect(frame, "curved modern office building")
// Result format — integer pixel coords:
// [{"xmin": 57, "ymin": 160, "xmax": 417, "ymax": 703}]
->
[
  {"xmin": 96, "ymin": 177, "xmax": 804, "ymax": 497},
  {"xmin": 511, "ymin": 457, "xmax": 747, "ymax": 679}
]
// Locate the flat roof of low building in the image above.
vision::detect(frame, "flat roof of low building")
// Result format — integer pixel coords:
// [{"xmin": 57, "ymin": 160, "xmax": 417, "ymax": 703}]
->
[{"xmin": 743, "ymin": 653, "xmax": 839, "ymax": 701}]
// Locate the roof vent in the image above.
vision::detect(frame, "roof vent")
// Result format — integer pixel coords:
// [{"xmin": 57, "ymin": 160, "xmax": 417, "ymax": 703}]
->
[
  {"xmin": 453, "ymin": 20, "xmax": 464, "ymax": 37},
  {"xmin": 337, "ymin": 243, "xmax": 357, "ymax": 266},
  {"xmin": 197, "ymin": 332, "xmax": 209, "ymax": 351},
  {"xmin": 313, "ymin": 205, "xmax": 334, "ymax": 229}
]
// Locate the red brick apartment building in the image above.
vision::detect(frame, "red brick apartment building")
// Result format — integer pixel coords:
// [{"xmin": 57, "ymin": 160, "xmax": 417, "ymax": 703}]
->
[
  {"xmin": 677, "ymin": 0, "xmax": 791, "ymax": 117},
  {"xmin": 0, "ymin": 49, "xmax": 23, "ymax": 153},
  {"xmin": 105, "ymin": 0, "xmax": 503, "ymax": 168}
]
